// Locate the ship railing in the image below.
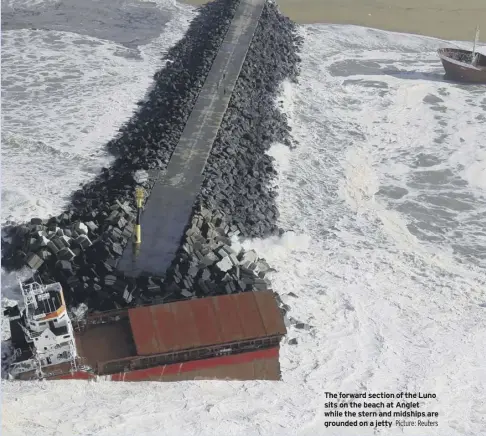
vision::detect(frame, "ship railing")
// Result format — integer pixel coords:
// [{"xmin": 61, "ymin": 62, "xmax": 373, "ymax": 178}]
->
[
  {"xmin": 75, "ymin": 290, "xmax": 278, "ymax": 330},
  {"xmin": 73, "ymin": 319, "xmax": 88, "ymax": 333},
  {"xmin": 98, "ymin": 334, "xmax": 282, "ymax": 375},
  {"xmin": 440, "ymin": 48, "xmax": 478, "ymax": 64},
  {"xmin": 10, "ymin": 358, "xmax": 38, "ymax": 376},
  {"xmin": 37, "ymin": 358, "xmax": 93, "ymax": 379},
  {"xmin": 69, "ymin": 357, "xmax": 91, "ymax": 371},
  {"xmin": 73, "ymin": 308, "xmax": 129, "ymax": 332},
  {"xmin": 75, "ymin": 297, "xmax": 178, "ymax": 329}
]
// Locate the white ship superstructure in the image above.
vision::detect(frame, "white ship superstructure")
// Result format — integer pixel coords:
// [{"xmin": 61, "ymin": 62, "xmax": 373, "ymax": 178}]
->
[{"xmin": 7, "ymin": 281, "xmax": 78, "ymax": 378}]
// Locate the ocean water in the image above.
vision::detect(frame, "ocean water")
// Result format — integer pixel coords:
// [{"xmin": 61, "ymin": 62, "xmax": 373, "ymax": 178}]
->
[
  {"xmin": 2, "ymin": 2, "xmax": 486, "ymax": 436},
  {"xmin": 1, "ymin": 0, "xmax": 194, "ymax": 226}
]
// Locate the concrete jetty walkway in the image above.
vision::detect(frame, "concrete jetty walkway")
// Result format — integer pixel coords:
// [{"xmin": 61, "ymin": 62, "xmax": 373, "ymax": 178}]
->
[{"xmin": 118, "ymin": 0, "xmax": 265, "ymax": 277}]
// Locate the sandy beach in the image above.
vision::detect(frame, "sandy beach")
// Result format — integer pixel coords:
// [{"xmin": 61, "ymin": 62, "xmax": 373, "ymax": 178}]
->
[{"xmin": 182, "ymin": 0, "xmax": 486, "ymax": 42}]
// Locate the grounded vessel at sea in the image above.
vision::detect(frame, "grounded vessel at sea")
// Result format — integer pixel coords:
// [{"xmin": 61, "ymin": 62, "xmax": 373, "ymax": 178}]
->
[
  {"xmin": 437, "ymin": 26, "xmax": 486, "ymax": 84},
  {"xmin": 4, "ymin": 280, "xmax": 287, "ymax": 381}
]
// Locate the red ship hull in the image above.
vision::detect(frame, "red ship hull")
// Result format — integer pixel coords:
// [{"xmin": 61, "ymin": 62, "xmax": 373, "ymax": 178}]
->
[
  {"xmin": 437, "ymin": 48, "xmax": 486, "ymax": 84},
  {"xmin": 51, "ymin": 347, "xmax": 280, "ymax": 382}
]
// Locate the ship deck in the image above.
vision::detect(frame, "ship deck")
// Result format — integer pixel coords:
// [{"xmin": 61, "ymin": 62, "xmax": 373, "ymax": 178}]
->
[
  {"xmin": 74, "ymin": 319, "xmax": 136, "ymax": 372},
  {"xmin": 11, "ymin": 291, "xmax": 286, "ymax": 381}
]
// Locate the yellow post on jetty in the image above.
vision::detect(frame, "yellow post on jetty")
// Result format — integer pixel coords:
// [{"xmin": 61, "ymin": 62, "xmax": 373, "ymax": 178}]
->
[{"xmin": 134, "ymin": 187, "xmax": 144, "ymax": 245}]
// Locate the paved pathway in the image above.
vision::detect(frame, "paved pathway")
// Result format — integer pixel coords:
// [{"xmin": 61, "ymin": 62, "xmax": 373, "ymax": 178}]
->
[{"xmin": 118, "ymin": 0, "xmax": 265, "ymax": 277}]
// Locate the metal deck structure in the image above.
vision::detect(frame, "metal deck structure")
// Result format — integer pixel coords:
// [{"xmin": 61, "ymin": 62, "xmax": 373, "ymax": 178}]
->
[
  {"xmin": 77, "ymin": 290, "xmax": 285, "ymax": 378},
  {"xmin": 118, "ymin": 0, "xmax": 265, "ymax": 277},
  {"xmin": 17, "ymin": 291, "xmax": 286, "ymax": 381}
]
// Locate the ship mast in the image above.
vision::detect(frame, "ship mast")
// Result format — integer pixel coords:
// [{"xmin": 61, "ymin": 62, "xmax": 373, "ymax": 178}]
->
[{"xmin": 472, "ymin": 25, "xmax": 480, "ymax": 65}]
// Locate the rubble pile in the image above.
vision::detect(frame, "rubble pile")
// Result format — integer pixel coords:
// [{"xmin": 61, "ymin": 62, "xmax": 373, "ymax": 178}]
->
[
  {"xmin": 199, "ymin": 1, "xmax": 303, "ymax": 238},
  {"xmin": 161, "ymin": 205, "xmax": 275, "ymax": 301},
  {"xmin": 3, "ymin": 201, "xmax": 138, "ymax": 309}
]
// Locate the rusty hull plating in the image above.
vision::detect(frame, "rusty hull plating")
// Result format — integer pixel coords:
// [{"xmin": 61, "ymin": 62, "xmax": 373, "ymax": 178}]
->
[{"xmin": 437, "ymin": 48, "xmax": 486, "ymax": 84}]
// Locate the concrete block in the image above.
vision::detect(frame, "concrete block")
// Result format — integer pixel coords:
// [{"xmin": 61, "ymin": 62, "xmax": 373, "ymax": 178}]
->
[
  {"xmin": 181, "ymin": 289, "xmax": 192, "ymax": 298},
  {"xmin": 193, "ymin": 241, "xmax": 203, "ymax": 252},
  {"xmin": 67, "ymin": 276, "xmax": 80, "ymax": 287},
  {"xmin": 111, "ymin": 227, "xmax": 123, "ymax": 239},
  {"xmin": 117, "ymin": 200, "xmax": 133, "ymax": 215},
  {"xmin": 221, "ymin": 273, "xmax": 232, "ymax": 282},
  {"xmin": 206, "ymin": 228, "xmax": 218, "ymax": 240},
  {"xmin": 237, "ymin": 280, "xmax": 247, "ymax": 291},
  {"xmin": 35, "ymin": 230, "xmax": 46, "ymax": 239},
  {"xmin": 188, "ymin": 266, "xmax": 198, "ymax": 277},
  {"xmin": 115, "ymin": 216, "xmax": 127, "ymax": 229},
  {"xmin": 229, "ymin": 253, "xmax": 239, "ymax": 265},
  {"xmin": 253, "ymin": 281, "xmax": 269, "ymax": 291},
  {"xmin": 123, "ymin": 288, "xmax": 133, "ymax": 303},
  {"xmin": 215, "ymin": 235, "xmax": 232, "ymax": 245},
  {"xmin": 38, "ymin": 236, "xmax": 50, "ymax": 247},
  {"xmin": 60, "ymin": 235, "xmax": 72, "ymax": 247},
  {"xmin": 295, "ymin": 322, "xmax": 312, "ymax": 331},
  {"xmin": 185, "ymin": 227, "xmax": 198, "ymax": 238},
  {"xmin": 240, "ymin": 267, "xmax": 255, "ymax": 278},
  {"xmin": 201, "ymin": 252, "xmax": 219, "ymax": 266},
  {"xmin": 51, "ymin": 236, "xmax": 66, "ymax": 250},
  {"xmin": 85, "ymin": 221, "xmax": 98, "ymax": 233},
  {"xmin": 194, "ymin": 234, "xmax": 206, "ymax": 244},
  {"xmin": 26, "ymin": 253, "xmax": 43, "ymax": 270},
  {"xmin": 74, "ymin": 222, "xmax": 88, "ymax": 235},
  {"xmin": 256, "ymin": 260, "xmax": 270, "ymax": 274},
  {"xmin": 38, "ymin": 249, "xmax": 51, "ymax": 261},
  {"xmin": 200, "ymin": 246, "xmax": 210, "ymax": 256},
  {"xmin": 105, "ymin": 275, "xmax": 116, "ymax": 285},
  {"xmin": 281, "ymin": 303, "xmax": 291, "ymax": 314},
  {"xmin": 217, "ymin": 247, "xmax": 229, "ymax": 259},
  {"xmin": 216, "ymin": 256, "xmax": 233, "ymax": 272},
  {"xmin": 241, "ymin": 249, "xmax": 258, "ymax": 265},
  {"xmin": 199, "ymin": 280, "xmax": 211, "ymax": 294},
  {"xmin": 201, "ymin": 269, "xmax": 211, "ymax": 281},
  {"xmin": 111, "ymin": 243, "xmax": 123, "ymax": 256},
  {"xmin": 56, "ymin": 260, "xmax": 73, "ymax": 273},
  {"xmin": 236, "ymin": 222, "xmax": 245, "ymax": 234},
  {"xmin": 49, "ymin": 238, "xmax": 63, "ymax": 251},
  {"xmin": 48, "ymin": 225, "xmax": 59, "ymax": 235},
  {"xmin": 75, "ymin": 234, "xmax": 92, "ymax": 249},
  {"xmin": 122, "ymin": 227, "xmax": 133, "ymax": 239},
  {"xmin": 147, "ymin": 283, "xmax": 160, "ymax": 293},
  {"xmin": 200, "ymin": 208, "xmax": 212, "ymax": 220},
  {"xmin": 195, "ymin": 216, "xmax": 204, "ymax": 229},
  {"xmin": 57, "ymin": 248, "xmax": 75, "ymax": 261}
]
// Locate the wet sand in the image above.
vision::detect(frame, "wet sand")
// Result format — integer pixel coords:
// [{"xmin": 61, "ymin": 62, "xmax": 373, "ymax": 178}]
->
[{"xmin": 181, "ymin": 0, "xmax": 485, "ymax": 42}]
